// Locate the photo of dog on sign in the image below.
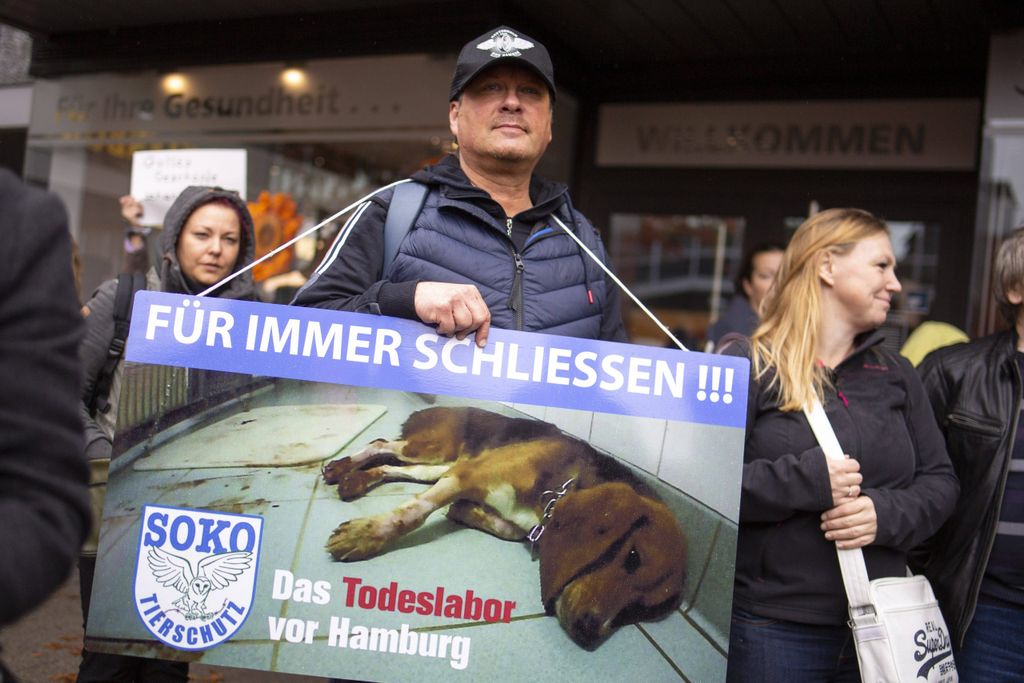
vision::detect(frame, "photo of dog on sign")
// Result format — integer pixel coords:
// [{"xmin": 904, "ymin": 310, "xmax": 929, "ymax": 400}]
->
[{"xmin": 322, "ymin": 406, "xmax": 688, "ymax": 650}]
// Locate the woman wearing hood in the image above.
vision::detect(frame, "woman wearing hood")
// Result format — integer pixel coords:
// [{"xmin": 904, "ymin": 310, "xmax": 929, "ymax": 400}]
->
[{"xmin": 76, "ymin": 186, "xmax": 255, "ymax": 683}]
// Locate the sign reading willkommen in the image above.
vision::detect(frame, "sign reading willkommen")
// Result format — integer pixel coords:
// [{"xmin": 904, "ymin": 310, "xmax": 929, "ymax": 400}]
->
[
  {"xmin": 87, "ymin": 293, "xmax": 748, "ymax": 682},
  {"xmin": 597, "ymin": 99, "xmax": 979, "ymax": 170}
]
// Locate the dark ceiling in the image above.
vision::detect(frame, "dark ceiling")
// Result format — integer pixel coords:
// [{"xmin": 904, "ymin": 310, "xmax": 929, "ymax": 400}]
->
[{"xmin": 3, "ymin": 0, "xmax": 1023, "ymax": 101}]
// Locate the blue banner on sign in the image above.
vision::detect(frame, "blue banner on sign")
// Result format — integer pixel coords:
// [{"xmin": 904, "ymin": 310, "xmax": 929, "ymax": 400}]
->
[{"xmin": 126, "ymin": 292, "xmax": 749, "ymax": 428}]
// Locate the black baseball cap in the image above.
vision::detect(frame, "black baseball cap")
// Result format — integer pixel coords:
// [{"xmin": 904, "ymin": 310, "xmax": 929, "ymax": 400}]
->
[{"xmin": 449, "ymin": 26, "xmax": 556, "ymax": 103}]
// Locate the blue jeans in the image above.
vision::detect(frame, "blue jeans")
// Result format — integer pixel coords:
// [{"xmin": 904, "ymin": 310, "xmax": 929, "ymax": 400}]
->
[
  {"xmin": 726, "ymin": 607, "xmax": 860, "ymax": 683},
  {"xmin": 955, "ymin": 599, "xmax": 1024, "ymax": 682}
]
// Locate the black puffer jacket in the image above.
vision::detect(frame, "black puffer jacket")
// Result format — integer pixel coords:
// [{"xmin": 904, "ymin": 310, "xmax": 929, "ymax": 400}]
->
[
  {"xmin": 292, "ymin": 155, "xmax": 627, "ymax": 341},
  {"xmin": 916, "ymin": 331, "xmax": 1019, "ymax": 647},
  {"xmin": 80, "ymin": 187, "xmax": 256, "ymax": 460},
  {"xmin": 724, "ymin": 333, "xmax": 958, "ymax": 625}
]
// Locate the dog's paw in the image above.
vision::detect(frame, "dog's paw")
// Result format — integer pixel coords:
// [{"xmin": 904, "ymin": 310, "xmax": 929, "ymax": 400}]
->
[
  {"xmin": 326, "ymin": 518, "xmax": 392, "ymax": 561},
  {"xmin": 338, "ymin": 469, "xmax": 384, "ymax": 501},
  {"xmin": 350, "ymin": 438, "xmax": 397, "ymax": 460},
  {"xmin": 322, "ymin": 439, "xmax": 395, "ymax": 484},
  {"xmin": 322, "ymin": 456, "xmax": 357, "ymax": 484}
]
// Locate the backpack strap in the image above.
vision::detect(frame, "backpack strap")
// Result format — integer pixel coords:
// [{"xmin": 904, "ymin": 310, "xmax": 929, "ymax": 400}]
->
[
  {"xmin": 89, "ymin": 272, "xmax": 145, "ymax": 416},
  {"xmin": 382, "ymin": 181, "xmax": 429, "ymax": 275}
]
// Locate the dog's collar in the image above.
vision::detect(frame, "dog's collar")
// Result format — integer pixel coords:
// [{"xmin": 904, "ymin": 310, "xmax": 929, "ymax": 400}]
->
[{"xmin": 526, "ymin": 477, "xmax": 575, "ymax": 555}]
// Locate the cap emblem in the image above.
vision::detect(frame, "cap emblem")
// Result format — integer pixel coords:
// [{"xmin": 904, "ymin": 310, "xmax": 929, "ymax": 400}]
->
[{"xmin": 476, "ymin": 29, "xmax": 534, "ymax": 58}]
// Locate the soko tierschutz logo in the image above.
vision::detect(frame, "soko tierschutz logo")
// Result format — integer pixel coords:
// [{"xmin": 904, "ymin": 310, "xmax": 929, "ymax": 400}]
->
[{"xmin": 134, "ymin": 505, "xmax": 263, "ymax": 650}]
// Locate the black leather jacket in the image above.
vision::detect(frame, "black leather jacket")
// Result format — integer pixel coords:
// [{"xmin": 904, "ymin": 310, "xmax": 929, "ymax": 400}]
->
[{"xmin": 917, "ymin": 331, "xmax": 1020, "ymax": 647}]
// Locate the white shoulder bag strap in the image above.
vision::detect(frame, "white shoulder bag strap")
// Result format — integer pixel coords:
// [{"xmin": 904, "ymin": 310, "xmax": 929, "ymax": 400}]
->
[{"xmin": 802, "ymin": 399, "xmax": 875, "ymax": 616}]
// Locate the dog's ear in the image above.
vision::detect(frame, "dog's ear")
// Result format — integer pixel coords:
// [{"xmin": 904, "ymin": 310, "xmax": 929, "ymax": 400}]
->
[
  {"xmin": 538, "ymin": 482, "xmax": 674, "ymax": 610},
  {"xmin": 629, "ymin": 498, "xmax": 688, "ymax": 610}
]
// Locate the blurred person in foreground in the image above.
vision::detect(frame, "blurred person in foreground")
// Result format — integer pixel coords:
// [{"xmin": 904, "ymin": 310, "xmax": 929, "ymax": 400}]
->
[
  {"xmin": 0, "ymin": 169, "xmax": 91, "ymax": 680},
  {"xmin": 915, "ymin": 226, "xmax": 1024, "ymax": 680},
  {"xmin": 706, "ymin": 241, "xmax": 784, "ymax": 352},
  {"xmin": 722, "ymin": 208, "xmax": 958, "ymax": 682},
  {"xmin": 76, "ymin": 186, "xmax": 255, "ymax": 682}
]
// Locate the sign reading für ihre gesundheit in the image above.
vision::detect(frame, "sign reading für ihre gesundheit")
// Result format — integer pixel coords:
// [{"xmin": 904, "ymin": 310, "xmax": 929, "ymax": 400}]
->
[{"xmin": 87, "ymin": 292, "xmax": 748, "ymax": 682}]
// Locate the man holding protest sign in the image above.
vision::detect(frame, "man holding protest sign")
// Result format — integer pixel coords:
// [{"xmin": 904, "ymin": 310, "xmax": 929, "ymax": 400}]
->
[{"xmin": 293, "ymin": 26, "xmax": 626, "ymax": 346}]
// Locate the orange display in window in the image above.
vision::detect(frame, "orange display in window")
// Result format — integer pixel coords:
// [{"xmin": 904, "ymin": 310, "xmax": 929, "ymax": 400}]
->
[{"xmin": 249, "ymin": 191, "xmax": 302, "ymax": 282}]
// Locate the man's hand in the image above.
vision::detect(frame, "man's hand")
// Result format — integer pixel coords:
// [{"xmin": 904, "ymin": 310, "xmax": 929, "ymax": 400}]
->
[
  {"xmin": 820, "ymin": 496, "xmax": 877, "ymax": 549},
  {"xmin": 414, "ymin": 282, "xmax": 491, "ymax": 347},
  {"xmin": 119, "ymin": 195, "xmax": 144, "ymax": 226}
]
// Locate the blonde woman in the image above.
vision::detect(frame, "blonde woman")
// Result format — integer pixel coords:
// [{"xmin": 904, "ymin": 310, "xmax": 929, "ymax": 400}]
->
[{"xmin": 723, "ymin": 208, "xmax": 958, "ymax": 682}]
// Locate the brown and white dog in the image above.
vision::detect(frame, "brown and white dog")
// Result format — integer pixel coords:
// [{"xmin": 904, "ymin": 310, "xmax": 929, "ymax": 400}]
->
[{"xmin": 322, "ymin": 406, "xmax": 688, "ymax": 649}]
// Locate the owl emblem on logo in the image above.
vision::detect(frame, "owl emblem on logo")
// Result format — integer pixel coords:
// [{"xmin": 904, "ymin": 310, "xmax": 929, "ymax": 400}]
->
[{"xmin": 147, "ymin": 546, "xmax": 252, "ymax": 621}]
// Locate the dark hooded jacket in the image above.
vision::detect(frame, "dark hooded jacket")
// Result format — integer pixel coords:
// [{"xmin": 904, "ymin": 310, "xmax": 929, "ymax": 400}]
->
[
  {"xmin": 291, "ymin": 155, "xmax": 626, "ymax": 341},
  {"xmin": 156, "ymin": 186, "xmax": 256, "ymax": 300},
  {"xmin": 79, "ymin": 186, "xmax": 256, "ymax": 460}
]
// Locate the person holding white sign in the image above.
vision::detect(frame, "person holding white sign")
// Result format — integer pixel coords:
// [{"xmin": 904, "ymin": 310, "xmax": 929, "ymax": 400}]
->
[
  {"xmin": 292, "ymin": 26, "xmax": 626, "ymax": 346},
  {"xmin": 76, "ymin": 186, "xmax": 256, "ymax": 683},
  {"xmin": 722, "ymin": 208, "xmax": 958, "ymax": 682}
]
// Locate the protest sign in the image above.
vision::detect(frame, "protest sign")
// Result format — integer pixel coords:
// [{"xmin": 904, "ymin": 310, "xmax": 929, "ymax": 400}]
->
[
  {"xmin": 87, "ymin": 293, "xmax": 748, "ymax": 681},
  {"xmin": 129, "ymin": 149, "xmax": 247, "ymax": 226}
]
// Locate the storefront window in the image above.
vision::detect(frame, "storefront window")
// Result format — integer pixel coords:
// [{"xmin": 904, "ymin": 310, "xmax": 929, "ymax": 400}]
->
[
  {"xmin": 609, "ymin": 212, "xmax": 745, "ymax": 346},
  {"xmin": 972, "ymin": 28, "xmax": 1024, "ymax": 335}
]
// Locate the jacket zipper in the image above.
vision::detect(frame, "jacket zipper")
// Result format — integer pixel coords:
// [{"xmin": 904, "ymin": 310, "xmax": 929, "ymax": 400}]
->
[
  {"xmin": 503, "ymin": 217, "xmax": 532, "ymax": 330},
  {"xmin": 832, "ymin": 375, "xmax": 860, "ymax": 458},
  {"xmin": 440, "ymin": 205, "xmax": 563, "ymax": 330},
  {"xmin": 945, "ymin": 412, "xmax": 1003, "ymax": 437},
  {"xmin": 960, "ymin": 362, "xmax": 1020, "ymax": 646},
  {"xmin": 507, "ymin": 249, "xmax": 525, "ymax": 330}
]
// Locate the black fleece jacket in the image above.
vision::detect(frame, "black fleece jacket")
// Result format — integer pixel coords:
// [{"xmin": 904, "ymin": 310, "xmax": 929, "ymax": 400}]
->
[{"xmin": 724, "ymin": 333, "xmax": 958, "ymax": 624}]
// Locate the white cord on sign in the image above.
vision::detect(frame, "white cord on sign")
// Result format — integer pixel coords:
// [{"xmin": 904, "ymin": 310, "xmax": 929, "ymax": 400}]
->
[
  {"xmin": 197, "ymin": 182, "xmax": 689, "ymax": 353},
  {"xmin": 550, "ymin": 214, "xmax": 688, "ymax": 352},
  {"xmin": 196, "ymin": 179, "xmax": 413, "ymax": 297}
]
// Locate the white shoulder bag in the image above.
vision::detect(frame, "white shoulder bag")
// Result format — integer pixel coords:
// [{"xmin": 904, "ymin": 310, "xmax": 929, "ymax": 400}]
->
[{"xmin": 803, "ymin": 399, "xmax": 957, "ymax": 683}]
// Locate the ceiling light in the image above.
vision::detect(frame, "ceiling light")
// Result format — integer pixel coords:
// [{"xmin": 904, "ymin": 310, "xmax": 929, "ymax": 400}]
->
[
  {"xmin": 281, "ymin": 67, "xmax": 306, "ymax": 88},
  {"xmin": 161, "ymin": 73, "xmax": 186, "ymax": 93}
]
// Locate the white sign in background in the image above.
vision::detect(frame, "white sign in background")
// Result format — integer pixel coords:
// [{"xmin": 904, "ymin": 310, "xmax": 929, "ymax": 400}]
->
[
  {"xmin": 129, "ymin": 149, "xmax": 247, "ymax": 226},
  {"xmin": 596, "ymin": 99, "xmax": 979, "ymax": 170}
]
